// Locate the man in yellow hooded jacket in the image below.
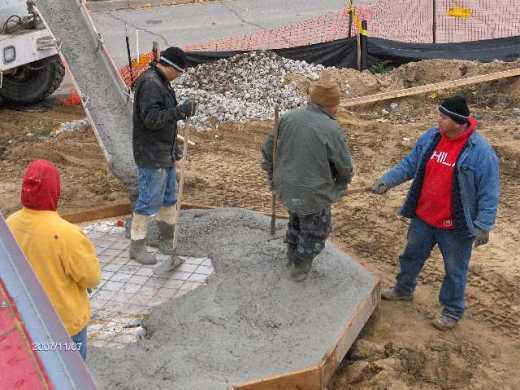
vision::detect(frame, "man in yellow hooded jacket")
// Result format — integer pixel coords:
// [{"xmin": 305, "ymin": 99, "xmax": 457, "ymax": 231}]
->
[{"xmin": 7, "ymin": 159, "xmax": 101, "ymax": 360}]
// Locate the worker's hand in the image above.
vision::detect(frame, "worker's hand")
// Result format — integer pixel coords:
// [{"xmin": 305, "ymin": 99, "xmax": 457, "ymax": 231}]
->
[
  {"xmin": 175, "ymin": 160, "xmax": 183, "ymax": 182},
  {"xmin": 371, "ymin": 178, "xmax": 389, "ymax": 194},
  {"xmin": 178, "ymin": 99, "xmax": 197, "ymax": 118},
  {"xmin": 474, "ymin": 229, "xmax": 489, "ymax": 247},
  {"xmin": 174, "ymin": 143, "xmax": 183, "ymax": 161}
]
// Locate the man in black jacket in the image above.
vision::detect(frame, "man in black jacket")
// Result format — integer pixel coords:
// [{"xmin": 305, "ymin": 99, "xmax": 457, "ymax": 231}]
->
[{"xmin": 130, "ymin": 47, "xmax": 196, "ymax": 269}]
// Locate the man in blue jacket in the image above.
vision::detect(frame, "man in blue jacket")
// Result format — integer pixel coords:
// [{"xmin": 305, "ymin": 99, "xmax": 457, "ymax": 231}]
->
[{"xmin": 371, "ymin": 95, "xmax": 499, "ymax": 330}]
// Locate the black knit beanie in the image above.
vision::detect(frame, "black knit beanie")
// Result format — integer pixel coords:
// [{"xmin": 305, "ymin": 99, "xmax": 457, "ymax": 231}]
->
[
  {"xmin": 439, "ymin": 95, "xmax": 470, "ymax": 124},
  {"xmin": 159, "ymin": 47, "xmax": 187, "ymax": 73}
]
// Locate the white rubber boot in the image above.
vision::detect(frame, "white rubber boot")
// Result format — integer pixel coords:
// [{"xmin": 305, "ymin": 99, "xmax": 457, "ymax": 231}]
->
[{"xmin": 129, "ymin": 213, "xmax": 157, "ymax": 265}]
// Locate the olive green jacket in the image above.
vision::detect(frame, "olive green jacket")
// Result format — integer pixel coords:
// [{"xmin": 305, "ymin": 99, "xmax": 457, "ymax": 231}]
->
[{"xmin": 261, "ymin": 103, "xmax": 353, "ymax": 215}]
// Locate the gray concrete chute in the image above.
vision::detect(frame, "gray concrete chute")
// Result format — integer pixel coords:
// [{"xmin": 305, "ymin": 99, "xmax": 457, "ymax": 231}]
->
[{"xmin": 35, "ymin": 0, "xmax": 136, "ymax": 190}]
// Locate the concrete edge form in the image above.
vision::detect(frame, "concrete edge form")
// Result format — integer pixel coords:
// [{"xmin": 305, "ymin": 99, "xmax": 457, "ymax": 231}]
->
[
  {"xmin": 61, "ymin": 203, "xmax": 289, "ymax": 224},
  {"xmin": 0, "ymin": 214, "xmax": 98, "ymax": 389},
  {"xmin": 231, "ymin": 279, "xmax": 381, "ymax": 390}
]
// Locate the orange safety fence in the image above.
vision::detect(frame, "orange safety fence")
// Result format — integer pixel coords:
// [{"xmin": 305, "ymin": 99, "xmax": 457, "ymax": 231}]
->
[{"xmin": 117, "ymin": 0, "xmax": 520, "ymax": 89}]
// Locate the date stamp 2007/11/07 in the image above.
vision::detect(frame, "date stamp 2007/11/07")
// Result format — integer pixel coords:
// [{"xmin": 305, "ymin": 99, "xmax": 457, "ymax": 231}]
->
[{"xmin": 32, "ymin": 342, "xmax": 82, "ymax": 352}]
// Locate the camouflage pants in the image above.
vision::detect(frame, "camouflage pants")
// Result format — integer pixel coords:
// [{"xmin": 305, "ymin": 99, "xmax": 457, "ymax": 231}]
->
[{"xmin": 286, "ymin": 207, "xmax": 332, "ymax": 263}]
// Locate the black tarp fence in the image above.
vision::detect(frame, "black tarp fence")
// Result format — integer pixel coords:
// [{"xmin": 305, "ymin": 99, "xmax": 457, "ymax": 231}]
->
[{"xmin": 185, "ymin": 36, "xmax": 520, "ymax": 69}]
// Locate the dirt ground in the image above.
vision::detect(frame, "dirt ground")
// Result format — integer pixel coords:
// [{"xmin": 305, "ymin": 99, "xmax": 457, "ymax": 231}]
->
[{"xmin": 1, "ymin": 59, "xmax": 519, "ymax": 389}]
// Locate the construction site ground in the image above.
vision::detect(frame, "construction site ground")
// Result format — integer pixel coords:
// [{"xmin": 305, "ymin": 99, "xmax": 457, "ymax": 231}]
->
[{"xmin": 1, "ymin": 59, "xmax": 520, "ymax": 389}]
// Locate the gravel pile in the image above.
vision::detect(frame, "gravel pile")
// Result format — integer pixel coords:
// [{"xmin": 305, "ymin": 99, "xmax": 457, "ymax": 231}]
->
[
  {"xmin": 174, "ymin": 51, "xmax": 329, "ymax": 129},
  {"xmin": 53, "ymin": 119, "xmax": 90, "ymax": 137}
]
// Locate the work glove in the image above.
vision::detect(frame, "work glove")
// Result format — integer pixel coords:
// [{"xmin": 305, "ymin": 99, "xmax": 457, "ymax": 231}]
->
[
  {"xmin": 474, "ymin": 229, "xmax": 489, "ymax": 247},
  {"xmin": 371, "ymin": 178, "xmax": 389, "ymax": 194},
  {"xmin": 173, "ymin": 143, "xmax": 183, "ymax": 161},
  {"xmin": 178, "ymin": 99, "xmax": 197, "ymax": 119}
]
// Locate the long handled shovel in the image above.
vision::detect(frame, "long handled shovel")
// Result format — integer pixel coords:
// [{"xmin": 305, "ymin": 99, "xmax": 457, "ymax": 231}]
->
[
  {"xmin": 270, "ymin": 105, "xmax": 280, "ymax": 235},
  {"xmin": 153, "ymin": 111, "xmax": 192, "ymax": 276}
]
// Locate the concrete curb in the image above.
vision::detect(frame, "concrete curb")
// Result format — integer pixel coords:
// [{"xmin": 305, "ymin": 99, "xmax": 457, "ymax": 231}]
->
[{"xmin": 87, "ymin": 0, "xmax": 215, "ymax": 12}]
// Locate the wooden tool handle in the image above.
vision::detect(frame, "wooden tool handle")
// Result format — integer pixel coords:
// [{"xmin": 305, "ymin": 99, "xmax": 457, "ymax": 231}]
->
[{"xmin": 270, "ymin": 106, "xmax": 280, "ymax": 235}]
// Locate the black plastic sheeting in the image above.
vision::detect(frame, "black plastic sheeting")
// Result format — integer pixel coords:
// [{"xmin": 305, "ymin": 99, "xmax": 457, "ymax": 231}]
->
[
  {"xmin": 185, "ymin": 38, "xmax": 359, "ymax": 68},
  {"xmin": 368, "ymin": 36, "xmax": 520, "ymax": 66},
  {"xmin": 185, "ymin": 36, "xmax": 520, "ymax": 69}
]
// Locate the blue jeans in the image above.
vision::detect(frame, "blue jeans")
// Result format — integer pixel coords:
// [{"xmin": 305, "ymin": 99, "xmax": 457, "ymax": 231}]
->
[
  {"xmin": 395, "ymin": 218, "xmax": 474, "ymax": 320},
  {"xmin": 71, "ymin": 327, "xmax": 87, "ymax": 360},
  {"xmin": 134, "ymin": 167, "xmax": 177, "ymax": 216}
]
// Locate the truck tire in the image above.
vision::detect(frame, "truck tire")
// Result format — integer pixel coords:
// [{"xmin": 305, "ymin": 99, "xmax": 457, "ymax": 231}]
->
[{"xmin": 0, "ymin": 55, "xmax": 65, "ymax": 105}]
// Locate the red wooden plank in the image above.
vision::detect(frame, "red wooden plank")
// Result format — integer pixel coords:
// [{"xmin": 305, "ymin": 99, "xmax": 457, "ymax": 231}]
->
[{"xmin": 0, "ymin": 281, "xmax": 53, "ymax": 390}]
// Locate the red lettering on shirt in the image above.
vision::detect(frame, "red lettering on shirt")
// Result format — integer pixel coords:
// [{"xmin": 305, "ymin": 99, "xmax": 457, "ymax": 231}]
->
[{"xmin": 416, "ymin": 121, "xmax": 476, "ymax": 229}]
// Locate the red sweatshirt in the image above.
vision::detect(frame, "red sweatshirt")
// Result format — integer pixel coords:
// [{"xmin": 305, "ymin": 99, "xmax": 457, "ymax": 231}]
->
[{"xmin": 416, "ymin": 120, "xmax": 476, "ymax": 229}]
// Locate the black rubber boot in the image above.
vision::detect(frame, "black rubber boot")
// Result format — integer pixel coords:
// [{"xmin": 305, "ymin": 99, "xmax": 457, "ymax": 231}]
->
[
  {"xmin": 153, "ymin": 256, "xmax": 185, "ymax": 276},
  {"xmin": 289, "ymin": 257, "xmax": 313, "ymax": 282},
  {"xmin": 286, "ymin": 244, "xmax": 297, "ymax": 268},
  {"xmin": 158, "ymin": 221, "xmax": 175, "ymax": 255},
  {"xmin": 129, "ymin": 239, "xmax": 157, "ymax": 265}
]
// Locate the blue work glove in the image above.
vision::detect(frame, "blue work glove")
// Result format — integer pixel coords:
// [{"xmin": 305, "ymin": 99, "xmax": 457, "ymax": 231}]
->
[
  {"xmin": 371, "ymin": 178, "xmax": 389, "ymax": 194},
  {"xmin": 474, "ymin": 229, "xmax": 489, "ymax": 247}
]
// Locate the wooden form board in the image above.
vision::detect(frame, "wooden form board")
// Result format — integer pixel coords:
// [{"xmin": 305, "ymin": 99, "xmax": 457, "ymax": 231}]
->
[
  {"xmin": 342, "ymin": 67, "xmax": 520, "ymax": 108},
  {"xmin": 62, "ymin": 202, "xmax": 216, "ymax": 224},
  {"xmin": 62, "ymin": 203, "xmax": 290, "ymax": 224},
  {"xmin": 231, "ymin": 279, "xmax": 381, "ymax": 390}
]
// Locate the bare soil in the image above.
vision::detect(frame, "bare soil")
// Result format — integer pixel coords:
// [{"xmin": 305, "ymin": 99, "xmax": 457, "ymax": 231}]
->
[{"xmin": 1, "ymin": 59, "xmax": 519, "ymax": 389}]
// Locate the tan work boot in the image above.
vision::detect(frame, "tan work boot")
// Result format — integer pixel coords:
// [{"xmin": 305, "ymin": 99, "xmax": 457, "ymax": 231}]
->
[
  {"xmin": 381, "ymin": 288, "xmax": 413, "ymax": 301},
  {"xmin": 432, "ymin": 315, "xmax": 458, "ymax": 331},
  {"xmin": 129, "ymin": 213, "xmax": 157, "ymax": 265}
]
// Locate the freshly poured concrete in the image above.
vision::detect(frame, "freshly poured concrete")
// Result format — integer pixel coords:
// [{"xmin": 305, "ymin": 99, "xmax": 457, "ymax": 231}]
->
[
  {"xmin": 82, "ymin": 220, "xmax": 214, "ymax": 348},
  {"xmin": 89, "ymin": 208, "xmax": 377, "ymax": 389}
]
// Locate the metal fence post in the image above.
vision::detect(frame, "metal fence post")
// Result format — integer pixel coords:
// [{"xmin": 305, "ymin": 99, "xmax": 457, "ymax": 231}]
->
[
  {"xmin": 348, "ymin": 0, "xmax": 353, "ymax": 38},
  {"xmin": 360, "ymin": 20, "xmax": 368, "ymax": 70},
  {"xmin": 433, "ymin": 0, "xmax": 437, "ymax": 44}
]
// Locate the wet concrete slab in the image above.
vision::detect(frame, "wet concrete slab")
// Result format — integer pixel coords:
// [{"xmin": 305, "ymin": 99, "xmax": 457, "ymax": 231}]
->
[{"xmin": 88, "ymin": 208, "xmax": 378, "ymax": 389}]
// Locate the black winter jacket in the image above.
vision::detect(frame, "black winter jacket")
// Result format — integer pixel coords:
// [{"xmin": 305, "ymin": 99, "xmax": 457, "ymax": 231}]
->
[{"xmin": 132, "ymin": 64, "xmax": 184, "ymax": 168}]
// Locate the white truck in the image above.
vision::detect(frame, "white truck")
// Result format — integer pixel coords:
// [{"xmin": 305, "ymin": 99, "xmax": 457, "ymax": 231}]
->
[{"xmin": 0, "ymin": 0, "xmax": 64, "ymax": 104}]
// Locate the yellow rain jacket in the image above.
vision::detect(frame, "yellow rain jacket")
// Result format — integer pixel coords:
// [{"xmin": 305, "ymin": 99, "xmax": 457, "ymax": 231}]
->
[{"xmin": 7, "ymin": 208, "xmax": 101, "ymax": 336}]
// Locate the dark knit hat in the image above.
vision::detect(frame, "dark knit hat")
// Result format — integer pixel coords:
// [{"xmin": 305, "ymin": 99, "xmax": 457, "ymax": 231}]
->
[
  {"xmin": 439, "ymin": 95, "xmax": 470, "ymax": 124},
  {"xmin": 159, "ymin": 47, "xmax": 187, "ymax": 73}
]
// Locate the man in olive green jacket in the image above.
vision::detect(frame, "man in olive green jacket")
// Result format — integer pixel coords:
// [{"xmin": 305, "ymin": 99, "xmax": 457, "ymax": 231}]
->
[{"xmin": 261, "ymin": 76, "xmax": 353, "ymax": 281}]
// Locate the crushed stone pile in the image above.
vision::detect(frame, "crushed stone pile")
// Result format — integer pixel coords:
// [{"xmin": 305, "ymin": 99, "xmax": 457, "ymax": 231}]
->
[{"xmin": 174, "ymin": 51, "xmax": 329, "ymax": 129}]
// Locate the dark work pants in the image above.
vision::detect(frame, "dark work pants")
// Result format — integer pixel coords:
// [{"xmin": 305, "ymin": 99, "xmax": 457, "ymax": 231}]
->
[{"xmin": 285, "ymin": 206, "xmax": 332, "ymax": 264}]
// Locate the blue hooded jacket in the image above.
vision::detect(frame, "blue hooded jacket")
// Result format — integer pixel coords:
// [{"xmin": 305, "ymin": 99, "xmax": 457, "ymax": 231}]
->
[{"xmin": 381, "ymin": 122, "xmax": 499, "ymax": 235}]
